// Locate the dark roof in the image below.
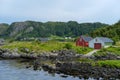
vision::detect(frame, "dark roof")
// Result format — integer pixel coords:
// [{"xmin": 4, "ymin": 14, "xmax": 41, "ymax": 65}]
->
[
  {"xmin": 97, "ymin": 37, "xmax": 113, "ymax": 42},
  {"xmin": 81, "ymin": 36, "xmax": 93, "ymax": 42}
]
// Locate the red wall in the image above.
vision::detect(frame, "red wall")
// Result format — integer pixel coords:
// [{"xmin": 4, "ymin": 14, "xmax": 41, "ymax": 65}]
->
[{"xmin": 76, "ymin": 38, "xmax": 88, "ymax": 47}]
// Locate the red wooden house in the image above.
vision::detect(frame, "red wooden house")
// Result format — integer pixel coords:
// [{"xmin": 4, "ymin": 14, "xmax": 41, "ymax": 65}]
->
[{"xmin": 76, "ymin": 36, "xmax": 93, "ymax": 47}]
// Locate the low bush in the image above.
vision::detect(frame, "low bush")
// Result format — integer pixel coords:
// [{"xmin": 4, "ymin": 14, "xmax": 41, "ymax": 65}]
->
[{"xmin": 64, "ymin": 43, "xmax": 72, "ymax": 49}]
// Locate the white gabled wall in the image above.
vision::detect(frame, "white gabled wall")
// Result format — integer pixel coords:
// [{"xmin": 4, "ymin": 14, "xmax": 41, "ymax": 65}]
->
[{"xmin": 89, "ymin": 37, "xmax": 104, "ymax": 48}]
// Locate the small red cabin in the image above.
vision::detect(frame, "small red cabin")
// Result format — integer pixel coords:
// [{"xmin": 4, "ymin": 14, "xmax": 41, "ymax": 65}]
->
[{"xmin": 76, "ymin": 36, "xmax": 93, "ymax": 47}]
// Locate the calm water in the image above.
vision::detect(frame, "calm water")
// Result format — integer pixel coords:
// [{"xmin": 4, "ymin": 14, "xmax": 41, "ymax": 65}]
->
[{"xmin": 0, "ymin": 60, "xmax": 84, "ymax": 80}]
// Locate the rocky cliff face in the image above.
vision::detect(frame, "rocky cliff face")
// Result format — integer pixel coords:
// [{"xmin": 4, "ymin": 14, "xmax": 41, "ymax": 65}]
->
[{"xmin": 9, "ymin": 22, "xmax": 28, "ymax": 36}]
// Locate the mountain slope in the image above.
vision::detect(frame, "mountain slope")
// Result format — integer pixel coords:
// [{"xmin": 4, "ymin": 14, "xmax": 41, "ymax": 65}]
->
[
  {"xmin": 2, "ymin": 21, "xmax": 108, "ymax": 40},
  {"xmin": 91, "ymin": 21, "xmax": 120, "ymax": 41},
  {"xmin": 0, "ymin": 23, "xmax": 9, "ymax": 37}
]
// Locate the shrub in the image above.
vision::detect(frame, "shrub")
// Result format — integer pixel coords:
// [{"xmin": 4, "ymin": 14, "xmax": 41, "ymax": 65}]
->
[
  {"xmin": 64, "ymin": 43, "xmax": 72, "ymax": 49},
  {"xmin": 8, "ymin": 39, "xmax": 14, "ymax": 43}
]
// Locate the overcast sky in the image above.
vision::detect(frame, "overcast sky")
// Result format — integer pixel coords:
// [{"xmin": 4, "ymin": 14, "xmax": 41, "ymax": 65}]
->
[{"xmin": 0, "ymin": 0, "xmax": 120, "ymax": 24}]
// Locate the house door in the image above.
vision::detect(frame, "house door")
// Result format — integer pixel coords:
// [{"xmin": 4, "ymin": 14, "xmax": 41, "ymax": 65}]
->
[{"xmin": 94, "ymin": 43, "xmax": 101, "ymax": 49}]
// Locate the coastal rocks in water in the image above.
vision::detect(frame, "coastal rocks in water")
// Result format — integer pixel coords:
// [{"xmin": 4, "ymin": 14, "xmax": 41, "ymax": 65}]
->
[
  {"xmin": 31, "ymin": 60, "xmax": 120, "ymax": 79},
  {"xmin": 20, "ymin": 53, "xmax": 38, "ymax": 59},
  {"xmin": 0, "ymin": 49, "xmax": 20, "ymax": 59},
  {"xmin": 0, "ymin": 48, "xmax": 82, "ymax": 60},
  {"xmin": 56, "ymin": 62, "xmax": 92, "ymax": 75},
  {"xmin": 55, "ymin": 62, "xmax": 120, "ymax": 79},
  {"xmin": 0, "ymin": 49, "xmax": 37, "ymax": 59},
  {"xmin": 2, "ymin": 52, "xmax": 20, "ymax": 58}
]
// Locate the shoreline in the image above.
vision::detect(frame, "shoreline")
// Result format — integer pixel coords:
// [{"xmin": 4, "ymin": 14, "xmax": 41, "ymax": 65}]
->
[{"xmin": 0, "ymin": 48, "xmax": 120, "ymax": 79}]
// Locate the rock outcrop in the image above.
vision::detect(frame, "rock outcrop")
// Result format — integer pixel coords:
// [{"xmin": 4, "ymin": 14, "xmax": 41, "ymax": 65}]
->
[
  {"xmin": 0, "ymin": 49, "xmax": 82, "ymax": 60},
  {"xmin": 32, "ymin": 61, "xmax": 120, "ymax": 79}
]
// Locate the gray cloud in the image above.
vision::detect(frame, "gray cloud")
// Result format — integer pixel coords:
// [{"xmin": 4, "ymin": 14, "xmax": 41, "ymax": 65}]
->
[{"xmin": 0, "ymin": 0, "xmax": 120, "ymax": 24}]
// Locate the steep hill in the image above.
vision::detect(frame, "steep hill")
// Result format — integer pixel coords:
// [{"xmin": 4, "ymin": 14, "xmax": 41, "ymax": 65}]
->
[
  {"xmin": 91, "ymin": 21, "xmax": 120, "ymax": 41},
  {"xmin": 0, "ymin": 23, "xmax": 9, "ymax": 37},
  {"xmin": 1, "ymin": 21, "xmax": 107, "ymax": 40}
]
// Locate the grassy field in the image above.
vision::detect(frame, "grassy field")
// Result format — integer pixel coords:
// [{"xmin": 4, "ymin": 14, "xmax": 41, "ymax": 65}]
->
[
  {"xmin": 115, "ymin": 41, "xmax": 120, "ymax": 46},
  {"xmin": 0, "ymin": 41, "xmax": 93, "ymax": 54},
  {"xmin": 97, "ymin": 60, "xmax": 120, "ymax": 68},
  {"xmin": 94, "ymin": 46, "xmax": 120, "ymax": 56},
  {"xmin": 77, "ymin": 58, "xmax": 120, "ymax": 68}
]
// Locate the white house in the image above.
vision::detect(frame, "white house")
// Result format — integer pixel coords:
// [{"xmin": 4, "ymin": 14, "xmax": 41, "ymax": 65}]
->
[{"xmin": 89, "ymin": 37, "xmax": 113, "ymax": 49}]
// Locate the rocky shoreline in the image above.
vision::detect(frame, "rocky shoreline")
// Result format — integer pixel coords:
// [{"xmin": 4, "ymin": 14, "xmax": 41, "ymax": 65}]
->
[
  {"xmin": 19, "ymin": 59, "xmax": 120, "ymax": 79},
  {"xmin": 39, "ymin": 61, "xmax": 120, "ymax": 79},
  {"xmin": 0, "ymin": 49, "xmax": 82, "ymax": 60},
  {"xmin": 0, "ymin": 48, "xmax": 120, "ymax": 79}
]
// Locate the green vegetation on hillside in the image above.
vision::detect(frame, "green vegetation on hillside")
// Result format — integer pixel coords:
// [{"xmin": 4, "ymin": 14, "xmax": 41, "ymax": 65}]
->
[
  {"xmin": 1, "ymin": 21, "xmax": 107, "ymax": 40},
  {"xmin": 0, "ymin": 23, "xmax": 9, "ymax": 37},
  {"xmin": 91, "ymin": 21, "xmax": 120, "ymax": 41},
  {"xmin": 0, "ymin": 41, "xmax": 93, "ymax": 54}
]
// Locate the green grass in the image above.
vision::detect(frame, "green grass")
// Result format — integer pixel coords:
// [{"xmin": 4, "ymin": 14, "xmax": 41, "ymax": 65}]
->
[
  {"xmin": 106, "ymin": 46, "xmax": 120, "ymax": 55},
  {"xmin": 73, "ymin": 46, "xmax": 93, "ymax": 54},
  {"xmin": 94, "ymin": 46, "xmax": 120, "ymax": 56},
  {"xmin": 76, "ymin": 59, "xmax": 120, "ymax": 68},
  {"xmin": 0, "ymin": 41, "xmax": 93, "ymax": 54},
  {"xmin": 93, "ymin": 41, "xmax": 120, "ymax": 56},
  {"xmin": 115, "ymin": 41, "xmax": 120, "ymax": 46},
  {"xmin": 76, "ymin": 58, "xmax": 94, "ymax": 63},
  {"xmin": 96, "ymin": 60, "xmax": 120, "ymax": 68}
]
